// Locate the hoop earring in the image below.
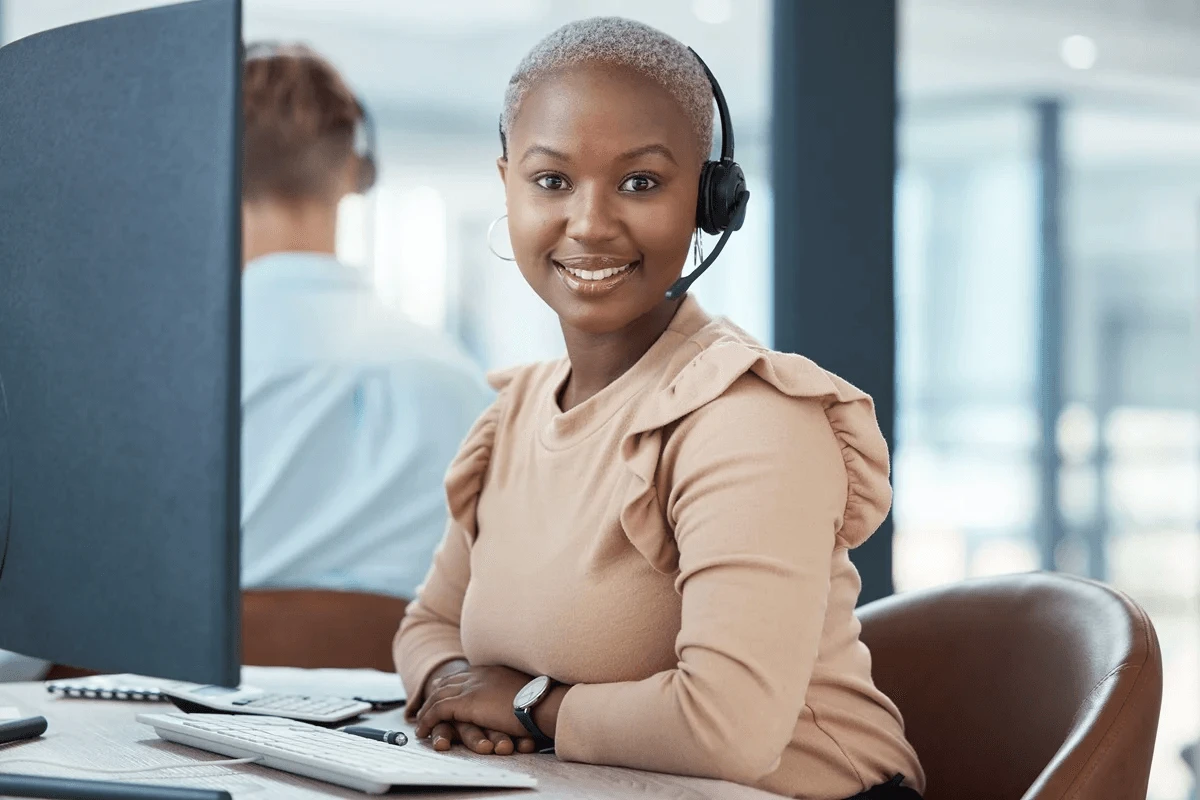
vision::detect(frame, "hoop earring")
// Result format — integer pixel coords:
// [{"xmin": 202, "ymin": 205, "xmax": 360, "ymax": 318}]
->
[
  {"xmin": 487, "ymin": 214, "xmax": 516, "ymax": 262},
  {"xmin": 692, "ymin": 227, "xmax": 705, "ymax": 269}
]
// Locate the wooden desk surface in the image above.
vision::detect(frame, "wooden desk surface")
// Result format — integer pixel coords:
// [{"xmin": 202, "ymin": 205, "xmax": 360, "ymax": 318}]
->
[{"xmin": 0, "ymin": 681, "xmax": 780, "ymax": 799}]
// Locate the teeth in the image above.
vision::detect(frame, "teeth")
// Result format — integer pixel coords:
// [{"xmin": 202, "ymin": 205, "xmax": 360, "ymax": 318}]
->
[{"xmin": 564, "ymin": 263, "xmax": 632, "ymax": 281}]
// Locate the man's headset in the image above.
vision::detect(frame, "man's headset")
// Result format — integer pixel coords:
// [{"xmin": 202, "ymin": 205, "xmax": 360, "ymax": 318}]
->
[
  {"xmin": 243, "ymin": 42, "xmax": 378, "ymax": 194},
  {"xmin": 498, "ymin": 48, "xmax": 749, "ymax": 300}
]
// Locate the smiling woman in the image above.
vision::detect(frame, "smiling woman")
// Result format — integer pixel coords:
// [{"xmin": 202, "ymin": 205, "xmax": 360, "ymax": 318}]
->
[
  {"xmin": 497, "ymin": 27, "xmax": 710, "ymax": 344},
  {"xmin": 393, "ymin": 17, "xmax": 924, "ymax": 800}
]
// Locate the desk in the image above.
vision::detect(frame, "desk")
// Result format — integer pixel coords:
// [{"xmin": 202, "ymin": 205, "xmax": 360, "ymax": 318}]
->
[{"xmin": 0, "ymin": 681, "xmax": 780, "ymax": 799}]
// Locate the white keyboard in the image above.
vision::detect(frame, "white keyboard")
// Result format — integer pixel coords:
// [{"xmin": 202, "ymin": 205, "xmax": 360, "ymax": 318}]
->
[{"xmin": 137, "ymin": 713, "xmax": 537, "ymax": 794}]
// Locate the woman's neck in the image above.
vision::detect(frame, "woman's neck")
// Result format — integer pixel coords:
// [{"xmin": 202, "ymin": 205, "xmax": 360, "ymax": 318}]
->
[
  {"xmin": 242, "ymin": 198, "xmax": 339, "ymax": 267},
  {"xmin": 558, "ymin": 299, "xmax": 683, "ymax": 412}
]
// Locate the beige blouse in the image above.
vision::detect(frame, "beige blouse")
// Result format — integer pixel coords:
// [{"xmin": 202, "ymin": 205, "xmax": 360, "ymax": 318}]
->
[{"xmin": 395, "ymin": 296, "xmax": 924, "ymax": 799}]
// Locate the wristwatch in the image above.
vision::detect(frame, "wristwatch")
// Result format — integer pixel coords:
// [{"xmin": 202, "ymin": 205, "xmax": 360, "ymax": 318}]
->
[{"xmin": 512, "ymin": 675, "xmax": 556, "ymax": 754}]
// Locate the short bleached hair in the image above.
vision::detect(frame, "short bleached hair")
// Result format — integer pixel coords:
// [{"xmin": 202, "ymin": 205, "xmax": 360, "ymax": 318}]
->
[{"xmin": 500, "ymin": 17, "xmax": 715, "ymax": 164}]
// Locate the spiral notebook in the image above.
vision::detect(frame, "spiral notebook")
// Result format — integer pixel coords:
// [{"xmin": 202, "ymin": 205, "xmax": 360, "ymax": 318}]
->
[
  {"xmin": 44, "ymin": 674, "xmax": 186, "ymax": 701},
  {"xmin": 45, "ymin": 668, "xmax": 406, "ymax": 706}
]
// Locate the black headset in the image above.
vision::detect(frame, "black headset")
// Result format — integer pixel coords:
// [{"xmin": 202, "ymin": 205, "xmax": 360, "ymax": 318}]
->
[
  {"xmin": 666, "ymin": 48, "xmax": 750, "ymax": 299},
  {"xmin": 243, "ymin": 42, "xmax": 378, "ymax": 194}
]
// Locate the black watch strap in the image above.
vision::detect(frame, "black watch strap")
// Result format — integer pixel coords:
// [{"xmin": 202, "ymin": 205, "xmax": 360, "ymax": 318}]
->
[{"xmin": 512, "ymin": 706, "xmax": 555, "ymax": 754}]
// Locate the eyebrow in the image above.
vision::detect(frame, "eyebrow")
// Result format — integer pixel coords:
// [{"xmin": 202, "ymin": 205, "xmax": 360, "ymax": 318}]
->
[
  {"xmin": 617, "ymin": 144, "xmax": 678, "ymax": 165},
  {"xmin": 519, "ymin": 145, "xmax": 570, "ymax": 165},
  {"xmin": 518, "ymin": 143, "xmax": 679, "ymax": 166}
]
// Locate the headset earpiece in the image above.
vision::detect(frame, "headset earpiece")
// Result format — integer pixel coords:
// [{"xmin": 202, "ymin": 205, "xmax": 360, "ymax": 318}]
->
[
  {"xmin": 696, "ymin": 159, "xmax": 748, "ymax": 235},
  {"xmin": 356, "ymin": 155, "xmax": 377, "ymax": 193},
  {"xmin": 353, "ymin": 101, "xmax": 378, "ymax": 194}
]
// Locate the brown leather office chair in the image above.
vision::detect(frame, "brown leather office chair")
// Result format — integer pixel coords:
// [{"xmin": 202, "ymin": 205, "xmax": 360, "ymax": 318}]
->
[
  {"xmin": 858, "ymin": 572, "xmax": 1162, "ymax": 800},
  {"xmin": 241, "ymin": 589, "xmax": 408, "ymax": 672},
  {"xmin": 47, "ymin": 589, "xmax": 407, "ymax": 679}
]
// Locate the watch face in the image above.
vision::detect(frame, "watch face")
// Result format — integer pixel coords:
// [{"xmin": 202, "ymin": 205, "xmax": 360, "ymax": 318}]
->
[{"xmin": 513, "ymin": 675, "xmax": 551, "ymax": 709}]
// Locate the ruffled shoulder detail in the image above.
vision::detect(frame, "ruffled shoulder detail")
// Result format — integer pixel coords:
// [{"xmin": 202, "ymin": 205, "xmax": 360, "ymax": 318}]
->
[
  {"xmin": 443, "ymin": 363, "xmax": 544, "ymax": 541},
  {"xmin": 485, "ymin": 365, "xmax": 522, "ymax": 393},
  {"xmin": 443, "ymin": 399, "xmax": 500, "ymax": 542},
  {"xmin": 619, "ymin": 321, "xmax": 892, "ymax": 573}
]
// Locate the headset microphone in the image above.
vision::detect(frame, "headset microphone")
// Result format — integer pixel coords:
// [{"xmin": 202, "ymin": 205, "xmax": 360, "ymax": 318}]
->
[{"xmin": 664, "ymin": 200, "xmax": 747, "ymax": 300}]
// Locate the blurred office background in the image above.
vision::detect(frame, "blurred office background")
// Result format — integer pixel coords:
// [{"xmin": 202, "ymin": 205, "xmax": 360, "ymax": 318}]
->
[{"xmin": 4, "ymin": 0, "xmax": 1198, "ymax": 797}]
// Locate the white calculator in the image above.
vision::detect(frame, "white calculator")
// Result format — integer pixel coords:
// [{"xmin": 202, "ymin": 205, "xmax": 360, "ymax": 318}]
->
[{"xmin": 162, "ymin": 683, "xmax": 372, "ymax": 724}]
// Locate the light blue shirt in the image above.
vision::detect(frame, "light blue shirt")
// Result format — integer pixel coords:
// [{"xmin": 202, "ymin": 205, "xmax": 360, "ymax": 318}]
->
[{"xmin": 241, "ymin": 252, "xmax": 491, "ymax": 599}]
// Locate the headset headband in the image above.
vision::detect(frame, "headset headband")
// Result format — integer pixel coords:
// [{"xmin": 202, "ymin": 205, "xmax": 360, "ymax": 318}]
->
[{"xmin": 687, "ymin": 47, "xmax": 734, "ymax": 162}]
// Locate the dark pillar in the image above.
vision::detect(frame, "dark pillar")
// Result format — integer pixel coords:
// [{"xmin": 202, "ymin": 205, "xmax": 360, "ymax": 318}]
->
[
  {"xmin": 772, "ymin": 0, "xmax": 897, "ymax": 604},
  {"xmin": 1034, "ymin": 99, "xmax": 1066, "ymax": 572}
]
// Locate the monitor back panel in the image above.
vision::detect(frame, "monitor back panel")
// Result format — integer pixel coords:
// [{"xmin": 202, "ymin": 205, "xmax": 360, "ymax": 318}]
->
[{"xmin": 0, "ymin": 0, "xmax": 242, "ymax": 685}]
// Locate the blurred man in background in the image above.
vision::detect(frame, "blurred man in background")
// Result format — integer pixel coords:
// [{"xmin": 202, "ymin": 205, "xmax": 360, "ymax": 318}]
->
[{"xmin": 239, "ymin": 42, "xmax": 489, "ymax": 599}]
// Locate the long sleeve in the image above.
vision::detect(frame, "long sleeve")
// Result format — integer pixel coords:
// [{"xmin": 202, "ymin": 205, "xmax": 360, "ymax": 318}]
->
[
  {"xmin": 394, "ymin": 518, "xmax": 472, "ymax": 709},
  {"xmin": 553, "ymin": 378, "xmax": 850, "ymax": 784}
]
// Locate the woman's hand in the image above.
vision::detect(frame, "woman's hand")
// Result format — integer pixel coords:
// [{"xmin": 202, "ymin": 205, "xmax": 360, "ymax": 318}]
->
[
  {"xmin": 416, "ymin": 660, "xmax": 534, "ymax": 755},
  {"xmin": 424, "ymin": 720, "xmax": 537, "ymax": 755},
  {"xmin": 415, "ymin": 665, "xmax": 539, "ymax": 752}
]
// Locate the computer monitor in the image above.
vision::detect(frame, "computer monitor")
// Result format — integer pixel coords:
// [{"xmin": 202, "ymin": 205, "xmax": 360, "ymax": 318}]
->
[{"xmin": 0, "ymin": 0, "xmax": 242, "ymax": 685}]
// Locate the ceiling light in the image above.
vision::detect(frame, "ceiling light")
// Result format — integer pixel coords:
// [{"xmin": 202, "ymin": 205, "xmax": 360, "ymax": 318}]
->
[
  {"xmin": 1060, "ymin": 35, "xmax": 1098, "ymax": 70},
  {"xmin": 692, "ymin": 0, "xmax": 732, "ymax": 25}
]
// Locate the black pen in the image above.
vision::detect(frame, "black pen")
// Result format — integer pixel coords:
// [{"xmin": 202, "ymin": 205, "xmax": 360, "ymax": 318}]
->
[
  {"xmin": 340, "ymin": 725, "xmax": 407, "ymax": 746},
  {"xmin": 0, "ymin": 716, "xmax": 47, "ymax": 745}
]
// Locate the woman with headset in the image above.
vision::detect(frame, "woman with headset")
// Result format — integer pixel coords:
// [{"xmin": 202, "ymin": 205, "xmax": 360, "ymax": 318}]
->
[{"xmin": 395, "ymin": 18, "xmax": 924, "ymax": 800}]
